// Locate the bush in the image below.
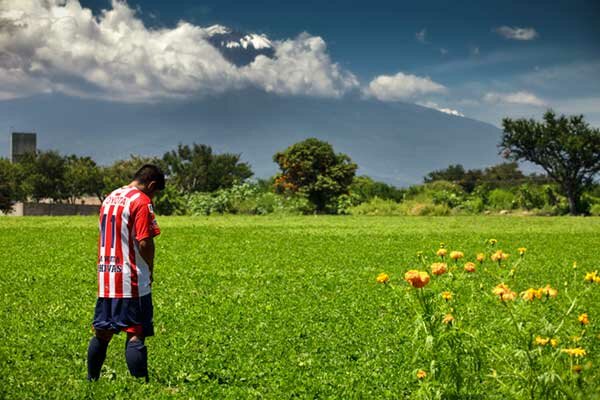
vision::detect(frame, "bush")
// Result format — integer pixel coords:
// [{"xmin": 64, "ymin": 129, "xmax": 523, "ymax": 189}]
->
[
  {"xmin": 590, "ymin": 204, "xmax": 600, "ymax": 216},
  {"xmin": 487, "ymin": 189, "xmax": 515, "ymax": 210},
  {"xmin": 348, "ymin": 197, "xmax": 405, "ymax": 216}
]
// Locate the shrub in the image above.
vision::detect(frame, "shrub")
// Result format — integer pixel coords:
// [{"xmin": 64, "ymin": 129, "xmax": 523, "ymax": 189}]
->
[
  {"xmin": 487, "ymin": 189, "xmax": 515, "ymax": 210},
  {"xmin": 348, "ymin": 197, "xmax": 405, "ymax": 216},
  {"xmin": 590, "ymin": 203, "xmax": 600, "ymax": 216}
]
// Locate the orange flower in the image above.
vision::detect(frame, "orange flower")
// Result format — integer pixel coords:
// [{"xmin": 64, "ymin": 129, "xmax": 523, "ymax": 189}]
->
[
  {"xmin": 441, "ymin": 291, "xmax": 452, "ymax": 301},
  {"xmin": 578, "ymin": 313, "xmax": 589, "ymax": 326},
  {"xmin": 442, "ymin": 313, "xmax": 455, "ymax": 325},
  {"xmin": 376, "ymin": 273, "xmax": 390, "ymax": 284},
  {"xmin": 404, "ymin": 270, "xmax": 431, "ymax": 288},
  {"xmin": 521, "ymin": 288, "xmax": 542, "ymax": 301},
  {"xmin": 417, "ymin": 369, "xmax": 427, "ymax": 379},
  {"xmin": 450, "ymin": 251, "xmax": 464, "ymax": 261},
  {"xmin": 540, "ymin": 284, "xmax": 558, "ymax": 298},
  {"xmin": 492, "ymin": 283, "xmax": 516, "ymax": 301},
  {"xmin": 436, "ymin": 248, "xmax": 448, "ymax": 258},
  {"xmin": 491, "ymin": 250, "xmax": 509, "ymax": 263},
  {"xmin": 431, "ymin": 262, "xmax": 448, "ymax": 276},
  {"xmin": 476, "ymin": 253, "xmax": 486, "ymax": 263},
  {"xmin": 464, "ymin": 262, "xmax": 476, "ymax": 273}
]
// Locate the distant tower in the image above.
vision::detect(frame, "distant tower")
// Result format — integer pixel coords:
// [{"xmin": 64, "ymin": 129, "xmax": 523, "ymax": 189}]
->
[{"xmin": 10, "ymin": 132, "xmax": 37, "ymax": 163}]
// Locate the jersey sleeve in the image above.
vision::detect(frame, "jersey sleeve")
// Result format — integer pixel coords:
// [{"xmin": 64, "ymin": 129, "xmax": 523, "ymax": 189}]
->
[{"xmin": 133, "ymin": 197, "xmax": 161, "ymax": 241}]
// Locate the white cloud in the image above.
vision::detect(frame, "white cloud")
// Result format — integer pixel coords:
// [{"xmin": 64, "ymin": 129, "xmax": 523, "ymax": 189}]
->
[
  {"xmin": 495, "ymin": 26, "xmax": 538, "ymax": 41},
  {"xmin": 0, "ymin": 0, "xmax": 358, "ymax": 102},
  {"xmin": 483, "ymin": 91, "xmax": 546, "ymax": 106},
  {"xmin": 417, "ymin": 101, "xmax": 465, "ymax": 117},
  {"xmin": 416, "ymin": 28, "xmax": 427, "ymax": 44},
  {"xmin": 364, "ymin": 72, "xmax": 447, "ymax": 102}
]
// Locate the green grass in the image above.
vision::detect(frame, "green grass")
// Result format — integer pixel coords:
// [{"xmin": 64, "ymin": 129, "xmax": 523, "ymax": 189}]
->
[{"xmin": 1, "ymin": 216, "xmax": 599, "ymax": 399}]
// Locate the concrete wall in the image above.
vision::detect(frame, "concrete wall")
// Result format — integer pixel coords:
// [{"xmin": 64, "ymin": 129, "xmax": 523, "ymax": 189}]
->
[{"xmin": 2, "ymin": 202, "xmax": 99, "ymax": 216}]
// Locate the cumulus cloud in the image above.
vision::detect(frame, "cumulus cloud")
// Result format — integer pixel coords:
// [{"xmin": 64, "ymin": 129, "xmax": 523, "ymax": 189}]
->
[
  {"xmin": 483, "ymin": 91, "xmax": 546, "ymax": 106},
  {"xmin": 495, "ymin": 26, "xmax": 538, "ymax": 41},
  {"xmin": 364, "ymin": 72, "xmax": 447, "ymax": 102},
  {"xmin": 417, "ymin": 101, "xmax": 464, "ymax": 117},
  {"xmin": 0, "ymin": 0, "xmax": 358, "ymax": 102}
]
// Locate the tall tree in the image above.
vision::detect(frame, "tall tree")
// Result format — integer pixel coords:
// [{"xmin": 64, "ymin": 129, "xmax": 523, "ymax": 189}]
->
[
  {"xmin": 501, "ymin": 110, "xmax": 600, "ymax": 214},
  {"xmin": 19, "ymin": 151, "xmax": 68, "ymax": 202},
  {"xmin": 0, "ymin": 158, "xmax": 24, "ymax": 213},
  {"xmin": 162, "ymin": 144, "xmax": 252, "ymax": 193},
  {"xmin": 273, "ymin": 138, "xmax": 357, "ymax": 212},
  {"xmin": 100, "ymin": 155, "xmax": 165, "ymax": 201},
  {"xmin": 64, "ymin": 155, "xmax": 103, "ymax": 203}
]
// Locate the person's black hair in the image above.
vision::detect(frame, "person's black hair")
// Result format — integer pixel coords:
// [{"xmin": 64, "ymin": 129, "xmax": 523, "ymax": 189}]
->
[{"xmin": 133, "ymin": 164, "xmax": 165, "ymax": 190}]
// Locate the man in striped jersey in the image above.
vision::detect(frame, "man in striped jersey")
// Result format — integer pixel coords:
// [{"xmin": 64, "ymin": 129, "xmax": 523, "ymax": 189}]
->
[{"xmin": 87, "ymin": 164, "xmax": 165, "ymax": 382}]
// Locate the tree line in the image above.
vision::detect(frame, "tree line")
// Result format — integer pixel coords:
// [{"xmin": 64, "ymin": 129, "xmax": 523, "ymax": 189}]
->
[{"xmin": 1, "ymin": 110, "xmax": 599, "ymax": 215}]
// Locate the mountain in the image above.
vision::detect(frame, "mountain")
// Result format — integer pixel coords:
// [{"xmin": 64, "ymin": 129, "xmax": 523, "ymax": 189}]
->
[
  {"xmin": 205, "ymin": 24, "xmax": 275, "ymax": 66},
  {"xmin": 0, "ymin": 90, "xmax": 503, "ymax": 187}
]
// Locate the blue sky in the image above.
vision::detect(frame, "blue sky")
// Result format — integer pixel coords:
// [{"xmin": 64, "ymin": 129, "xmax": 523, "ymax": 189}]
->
[{"xmin": 1, "ymin": 0, "xmax": 599, "ymax": 182}]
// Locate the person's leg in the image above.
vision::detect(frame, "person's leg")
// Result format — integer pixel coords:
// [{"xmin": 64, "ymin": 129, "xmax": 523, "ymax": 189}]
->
[
  {"xmin": 87, "ymin": 329, "xmax": 113, "ymax": 381},
  {"xmin": 125, "ymin": 333, "xmax": 148, "ymax": 382}
]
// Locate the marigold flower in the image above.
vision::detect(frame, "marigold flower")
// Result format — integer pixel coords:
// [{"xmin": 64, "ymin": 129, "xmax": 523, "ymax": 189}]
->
[
  {"xmin": 404, "ymin": 270, "xmax": 431, "ymax": 288},
  {"xmin": 521, "ymin": 288, "xmax": 542, "ymax": 301},
  {"xmin": 442, "ymin": 313, "xmax": 455, "ymax": 325},
  {"xmin": 493, "ymin": 283, "xmax": 516, "ymax": 301},
  {"xmin": 561, "ymin": 348, "xmax": 587, "ymax": 357},
  {"xmin": 584, "ymin": 271, "xmax": 598, "ymax": 282},
  {"xmin": 441, "ymin": 291, "xmax": 452, "ymax": 301},
  {"xmin": 518, "ymin": 247, "xmax": 527, "ymax": 256},
  {"xmin": 417, "ymin": 369, "xmax": 427, "ymax": 379},
  {"xmin": 540, "ymin": 284, "xmax": 558, "ymax": 298},
  {"xmin": 449, "ymin": 251, "xmax": 464, "ymax": 261},
  {"xmin": 489, "ymin": 239, "xmax": 498, "ymax": 245},
  {"xmin": 476, "ymin": 253, "xmax": 485, "ymax": 263},
  {"xmin": 491, "ymin": 250, "xmax": 509, "ymax": 263},
  {"xmin": 464, "ymin": 262, "xmax": 476, "ymax": 273},
  {"xmin": 578, "ymin": 313, "xmax": 589, "ymax": 326},
  {"xmin": 534, "ymin": 336, "xmax": 550, "ymax": 346},
  {"xmin": 376, "ymin": 273, "xmax": 390, "ymax": 284},
  {"xmin": 431, "ymin": 262, "xmax": 448, "ymax": 276},
  {"xmin": 436, "ymin": 248, "xmax": 448, "ymax": 258}
]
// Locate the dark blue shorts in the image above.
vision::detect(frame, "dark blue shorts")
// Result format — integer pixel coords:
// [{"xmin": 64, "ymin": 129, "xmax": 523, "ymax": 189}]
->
[{"xmin": 92, "ymin": 293, "xmax": 154, "ymax": 337}]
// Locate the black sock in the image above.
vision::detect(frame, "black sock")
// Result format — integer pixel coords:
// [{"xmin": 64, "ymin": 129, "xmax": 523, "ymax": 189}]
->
[
  {"xmin": 125, "ymin": 338, "xmax": 148, "ymax": 381},
  {"xmin": 87, "ymin": 336, "xmax": 109, "ymax": 381}
]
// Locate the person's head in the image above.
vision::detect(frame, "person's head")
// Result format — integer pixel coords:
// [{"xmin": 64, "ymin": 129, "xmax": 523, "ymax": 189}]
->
[{"xmin": 132, "ymin": 164, "xmax": 165, "ymax": 199}]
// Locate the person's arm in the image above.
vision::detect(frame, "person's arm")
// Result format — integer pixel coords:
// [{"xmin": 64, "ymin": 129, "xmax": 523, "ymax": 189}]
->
[{"xmin": 138, "ymin": 237, "xmax": 155, "ymax": 284}]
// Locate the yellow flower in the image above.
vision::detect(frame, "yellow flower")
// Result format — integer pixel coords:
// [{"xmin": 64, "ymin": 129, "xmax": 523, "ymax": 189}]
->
[
  {"xmin": 449, "ymin": 251, "xmax": 464, "ymax": 261},
  {"xmin": 573, "ymin": 261, "xmax": 577, "ymax": 269},
  {"xmin": 376, "ymin": 273, "xmax": 390, "ymax": 284},
  {"xmin": 578, "ymin": 313, "xmax": 589, "ymax": 326},
  {"xmin": 493, "ymin": 283, "xmax": 516, "ymax": 301},
  {"xmin": 534, "ymin": 336, "xmax": 550, "ymax": 346},
  {"xmin": 521, "ymin": 288, "xmax": 542, "ymax": 301},
  {"xmin": 431, "ymin": 262, "xmax": 448, "ymax": 276},
  {"xmin": 441, "ymin": 291, "xmax": 453, "ymax": 301},
  {"xmin": 595, "ymin": 276, "xmax": 600, "ymax": 284},
  {"xmin": 550, "ymin": 338, "xmax": 558, "ymax": 348},
  {"xmin": 404, "ymin": 270, "xmax": 431, "ymax": 289},
  {"xmin": 561, "ymin": 348, "xmax": 587, "ymax": 357},
  {"xmin": 476, "ymin": 253, "xmax": 485, "ymax": 263},
  {"xmin": 518, "ymin": 247, "xmax": 527, "ymax": 256},
  {"xmin": 436, "ymin": 248, "xmax": 448, "ymax": 258},
  {"xmin": 417, "ymin": 369, "xmax": 427, "ymax": 379},
  {"xmin": 464, "ymin": 262, "xmax": 476, "ymax": 273},
  {"xmin": 442, "ymin": 313, "xmax": 455, "ymax": 325},
  {"xmin": 584, "ymin": 271, "xmax": 598, "ymax": 283},
  {"xmin": 489, "ymin": 239, "xmax": 498, "ymax": 246},
  {"xmin": 539, "ymin": 284, "xmax": 558, "ymax": 298}
]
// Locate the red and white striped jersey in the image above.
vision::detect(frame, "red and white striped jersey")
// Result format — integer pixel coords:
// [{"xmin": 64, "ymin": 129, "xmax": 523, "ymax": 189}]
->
[{"xmin": 97, "ymin": 186, "xmax": 160, "ymax": 298}]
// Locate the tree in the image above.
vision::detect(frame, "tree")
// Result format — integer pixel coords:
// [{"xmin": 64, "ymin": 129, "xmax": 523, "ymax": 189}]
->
[
  {"xmin": 424, "ymin": 164, "xmax": 466, "ymax": 183},
  {"xmin": 64, "ymin": 155, "xmax": 103, "ymax": 203},
  {"xmin": 100, "ymin": 155, "xmax": 165, "ymax": 201},
  {"xmin": 273, "ymin": 138, "xmax": 357, "ymax": 212},
  {"xmin": 350, "ymin": 176, "xmax": 405, "ymax": 202},
  {"xmin": 19, "ymin": 151, "xmax": 68, "ymax": 202},
  {"xmin": 162, "ymin": 143, "xmax": 252, "ymax": 193},
  {"xmin": 501, "ymin": 110, "xmax": 600, "ymax": 215},
  {"xmin": 0, "ymin": 158, "xmax": 24, "ymax": 213}
]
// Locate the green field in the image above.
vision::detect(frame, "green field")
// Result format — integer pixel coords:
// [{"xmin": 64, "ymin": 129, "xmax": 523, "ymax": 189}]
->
[{"xmin": 1, "ymin": 216, "xmax": 600, "ymax": 399}]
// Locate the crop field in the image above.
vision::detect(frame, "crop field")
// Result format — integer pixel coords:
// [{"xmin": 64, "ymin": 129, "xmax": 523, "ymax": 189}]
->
[{"xmin": 1, "ymin": 216, "xmax": 600, "ymax": 399}]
